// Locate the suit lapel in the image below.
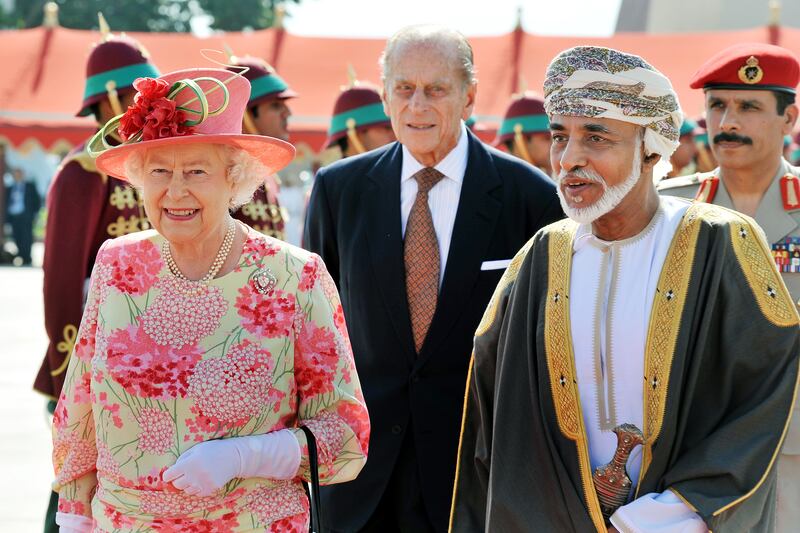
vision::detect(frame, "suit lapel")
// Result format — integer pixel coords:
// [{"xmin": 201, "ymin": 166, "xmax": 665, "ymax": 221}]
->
[
  {"xmin": 363, "ymin": 143, "xmax": 417, "ymax": 364},
  {"xmin": 417, "ymin": 131, "xmax": 503, "ymax": 364}
]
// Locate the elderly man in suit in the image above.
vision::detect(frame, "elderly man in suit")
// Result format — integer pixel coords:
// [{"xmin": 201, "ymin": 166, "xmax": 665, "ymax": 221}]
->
[{"xmin": 304, "ymin": 25, "xmax": 562, "ymax": 532}]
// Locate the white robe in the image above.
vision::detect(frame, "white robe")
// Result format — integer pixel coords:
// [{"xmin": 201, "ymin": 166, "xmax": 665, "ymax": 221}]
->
[{"xmin": 569, "ymin": 196, "xmax": 707, "ymax": 532}]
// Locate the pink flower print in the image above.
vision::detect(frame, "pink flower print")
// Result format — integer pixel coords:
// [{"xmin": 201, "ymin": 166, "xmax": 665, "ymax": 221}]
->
[
  {"xmin": 96, "ymin": 392, "xmax": 123, "ymax": 429},
  {"xmin": 240, "ymin": 235, "xmax": 279, "ymax": 268},
  {"xmin": 152, "ymin": 511, "xmax": 240, "ymax": 532},
  {"xmin": 184, "ymin": 404, "xmax": 226, "ymax": 442},
  {"xmin": 72, "ymin": 371, "xmax": 92, "ymax": 404},
  {"xmin": 103, "ymin": 503, "xmax": 136, "ymax": 529},
  {"xmin": 320, "ymin": 269, "xmax": 340, "ymax": 302},
  {"xmin": 90, "ymin": 261, "xmax": 114, "ymax": 300},
  {"xmin": 105, "ymin": 322, "xmax": 202, "ymax": 399},
  {"xmin": 298, "ymin": 256, "xmax": 320, "ymax": 292},
  {"xmin": 141, "ymin": 277, "xmax": 228, "ymax": 348},
  {"xmin": 74, "ymin": 296, "xmax": 101, "ymax": 363},
  {"xmin": 153, "ymin": 514, "xmax": 239, "ymax": 533},
  {"xmin": 139, "ymin": 490, "xmax": 219, "ymax": 517},
  {"xmin": 96, "ymin": 440, "xmax": 121, "ymax": 482},
  {"xmin": 58, "ymin": 498, "xmax": 87, "ymax": 516},
  {"xmin": 269, "ymin": 513, "xmax": 309, "ymax": 533},
  {"xmin": 53, "ymin": 432, "xmax": 97, "ymax": 486},
  {"xmin": 246, "ymin": 481, "xmax": 308, "ymax": 527},
  {"xmin": 302, "ymin": 411, "xmax": 347, "ymax": 473},
  {"xmin": 103, "ymin": 238, "xmax": 164, "ymax": 295},
  {"xmin": 137, "ymin": 407, "xmax": 176, "ymax": 455},
  {"xmin": 235, "ymin": 285, "xmax": 296, "ymax": 338},
  {"xmin": 188, "ymin": 339, "xmax": 279, "ymax": 424},
  {"xmin": 333, "ymin": 304, "xmax": 348, "ymax": 338},
  {"xmin": 295, "ymin": 321, "xmax": 339, "ymax": 398},
  {"xmin": 52, "ymin": 392, "xmax": 69, "ymax": 431},
  {"xmin": 337, "ymin": 401, "xmax": 370, "ymax": 456}
]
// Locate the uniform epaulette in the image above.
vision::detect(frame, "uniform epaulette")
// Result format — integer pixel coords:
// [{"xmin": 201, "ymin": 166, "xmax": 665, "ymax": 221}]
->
[{"xmin": 60, "ymin": 148, "xmax": 107, "ymax": 182}]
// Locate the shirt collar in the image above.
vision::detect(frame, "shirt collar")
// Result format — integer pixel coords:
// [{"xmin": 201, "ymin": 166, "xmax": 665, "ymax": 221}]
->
[{"xmin": 401, "ymin": 122, "xmax": 469, "ymax": 184}]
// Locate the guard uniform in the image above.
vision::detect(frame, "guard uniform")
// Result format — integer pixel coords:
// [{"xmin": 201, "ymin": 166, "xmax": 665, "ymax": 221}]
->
[
  {"xmin": 228, "ymin": 57, "xmax": 296, "ymax": 240},
  {"xmin": 657, "ymin": 42, "xmax": 800, "ymax": 533},
  {"xmin": 35, "ymin": 35, "xmax": 158, "ymax": 400},
  {"xmin": 35, "ymin": 31, "xmax": 158, "ymax": 533},
  {"xmin": 323, "ymin": 80, "xmax": 392, "ymax": 156},
  {"xmin": 493, "ymin": 92, "xmax": 551, "ymax": 173}
]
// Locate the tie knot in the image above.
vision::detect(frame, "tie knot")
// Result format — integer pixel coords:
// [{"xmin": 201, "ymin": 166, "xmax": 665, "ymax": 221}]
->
[{"xmin": 413, "ymin": 168, "xmax": 444, "ymax": 193}]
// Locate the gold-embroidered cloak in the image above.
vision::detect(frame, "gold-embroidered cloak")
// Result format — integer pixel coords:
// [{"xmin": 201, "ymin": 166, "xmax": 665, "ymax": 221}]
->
[{"xmin": 450, "ymin": 203, "xmax": 799, "ymax": 532}]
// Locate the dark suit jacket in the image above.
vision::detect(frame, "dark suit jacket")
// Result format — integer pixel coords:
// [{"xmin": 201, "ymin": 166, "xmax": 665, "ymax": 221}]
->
[
  {"xmin": 5, "ymin": 181, "xmax": 41, "ymax": 219},
  {"xmin": 304, "ymin": 130, "xmax": 563, "ymax": 532}
]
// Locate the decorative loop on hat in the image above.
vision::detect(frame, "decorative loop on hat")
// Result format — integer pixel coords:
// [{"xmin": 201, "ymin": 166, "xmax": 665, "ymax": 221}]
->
[{"xmin": 87, "ymin": 75, "xmax": 231, "ymax": 158}]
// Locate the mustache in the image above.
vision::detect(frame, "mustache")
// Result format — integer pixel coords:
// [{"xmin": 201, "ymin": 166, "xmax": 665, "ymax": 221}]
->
[
  {"xmin": 713, "ymin": 132, "xmax": 753, "ymax": 145},
  {"xmin": 555, "ymin": 167, "xmax": 606, "ymax": 185}
]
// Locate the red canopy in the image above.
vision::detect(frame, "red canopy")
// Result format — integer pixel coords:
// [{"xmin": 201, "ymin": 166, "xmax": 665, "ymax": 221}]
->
[{"xmin": 0, "ymin": 24, "xmax": 797, "ymax": 153}]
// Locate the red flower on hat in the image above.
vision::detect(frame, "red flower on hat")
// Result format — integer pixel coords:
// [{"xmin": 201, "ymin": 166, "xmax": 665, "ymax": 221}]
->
[
  {"xmin": 133, "ymin": 77, "xmax": 171, "ymax": 102},
  {"xmin": 118, "ymin": 77, "xmax": 196, "ymax": 142}
]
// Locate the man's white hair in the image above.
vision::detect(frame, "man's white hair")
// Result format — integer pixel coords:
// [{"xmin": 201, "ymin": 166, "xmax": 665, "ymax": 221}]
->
[
  {"xmin": 379, "ymin": 25, "xmax": 476, "ymax": 89},
  {"xmin": 123, "ymin": 144, "xmax": 268, "ymax": 209}
]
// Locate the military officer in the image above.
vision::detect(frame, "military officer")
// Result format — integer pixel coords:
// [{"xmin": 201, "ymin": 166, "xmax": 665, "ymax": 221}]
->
[
  {"xmin": 494, "ymin": 92, "xmax": 552, "ymax": 176},
  {"xmin": 227, "ymin": 56, "xmax": 295, "ymax": 239},
  {"xmin": 658, "ymin": 42, "xmax": 800, "ymax": 533},
  {"xmin": 35, "ymin": 27, "xmax": 159, "ymax": 532},
  {"xmin": 323, "ymin": 77, "xmax": 395, "ymax": 158}
]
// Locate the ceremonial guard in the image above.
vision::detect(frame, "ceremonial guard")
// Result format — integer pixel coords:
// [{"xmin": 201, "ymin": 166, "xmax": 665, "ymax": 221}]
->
[
  {"xmin": 494, "ymin": 92, "xmax": 552, "ymax": 176},
  {"xmin": 665, "ymin": 117, "xmax": 699, "ymax": 178},
  {"xmin": 322, "ymin": 71, "xmax": 395, "ymax": 159},
  {"xmin": 227, "ymin": 56, "xmax": 295, "ymax": 239},
  {"xmin": 659, "ymin": 43, "xmax": 800, "ymax": 533},
  {"xmin": 34, "ymin": 23, "xmax": 159, "ymax": 532}
]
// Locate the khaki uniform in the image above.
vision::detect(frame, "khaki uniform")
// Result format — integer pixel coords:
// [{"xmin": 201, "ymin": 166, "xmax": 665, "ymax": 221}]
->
[{"xmin": 659, "ymin": 159, "xmax": 800, "ymax": 533}]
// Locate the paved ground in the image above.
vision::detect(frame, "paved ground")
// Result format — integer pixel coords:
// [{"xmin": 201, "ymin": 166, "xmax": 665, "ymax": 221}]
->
[{"xmin": 0, "ymin": 252, "xmax": 53, "ymax": 531}]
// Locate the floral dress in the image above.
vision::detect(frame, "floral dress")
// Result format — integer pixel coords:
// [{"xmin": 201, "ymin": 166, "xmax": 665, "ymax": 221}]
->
[{"xmin": 52, "ymin": 226, "xmax": 370, "ymax": 532}]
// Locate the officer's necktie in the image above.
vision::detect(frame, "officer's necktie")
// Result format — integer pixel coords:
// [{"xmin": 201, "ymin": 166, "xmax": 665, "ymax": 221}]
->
[{"xmin": 404, "ymin": 167, "xmax": 445, "ymax": 353}]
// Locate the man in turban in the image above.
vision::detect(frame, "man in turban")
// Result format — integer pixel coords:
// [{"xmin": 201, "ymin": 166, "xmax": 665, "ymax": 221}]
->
[{"xmin": 450, "ymin": 46, "xmax": 799, "ymax": 533}]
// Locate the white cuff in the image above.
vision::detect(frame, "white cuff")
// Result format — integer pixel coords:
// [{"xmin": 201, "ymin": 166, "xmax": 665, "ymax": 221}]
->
[
  {"xmin": 610, "ymin": 490, "xmax": 708, "ymax": 533},
  {"xmin": 55, "ymin": 511, "xmax": 93, "ymax": 533}
]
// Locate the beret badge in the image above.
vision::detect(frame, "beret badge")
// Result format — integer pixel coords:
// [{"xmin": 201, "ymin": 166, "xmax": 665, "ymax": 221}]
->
[{"xmin": 738, "ymin": 56, "xmax": 764, "ymax": 85}]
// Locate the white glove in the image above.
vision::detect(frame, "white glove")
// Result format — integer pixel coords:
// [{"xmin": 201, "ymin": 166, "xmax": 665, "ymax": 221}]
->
[
  {"xmin": 162, "ymin": 429, "xmax": 301, "ymax": 497},
  {"xmin": 55, "ymin": 511, "xmax": 93, "ymax": 532}
]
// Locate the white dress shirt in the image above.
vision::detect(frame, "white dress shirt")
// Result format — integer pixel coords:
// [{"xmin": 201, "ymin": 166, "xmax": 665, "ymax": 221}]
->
[
  {"xmin": 400, "ymin": 122, "xmax": 469, "ymax": 285},
  {"xmin": 569, "ymin": 195, "xmax": 707, "ymax": 533}
]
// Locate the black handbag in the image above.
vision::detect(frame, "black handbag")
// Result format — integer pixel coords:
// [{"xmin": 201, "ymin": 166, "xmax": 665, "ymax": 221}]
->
[{"xmin": 299, "ymin": 426, "xmax": 322, "ymax": 533}]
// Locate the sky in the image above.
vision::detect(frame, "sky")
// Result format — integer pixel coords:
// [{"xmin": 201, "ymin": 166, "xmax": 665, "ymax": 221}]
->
[{"xmin": 281, "ymin": 0, "xmax": 624, "ymax": 38}]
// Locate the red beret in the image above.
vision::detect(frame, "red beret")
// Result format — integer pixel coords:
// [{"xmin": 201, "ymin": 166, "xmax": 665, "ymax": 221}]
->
[{"xmin": 690, "ymin": 43, "xmax": 800, "ymax": 94}]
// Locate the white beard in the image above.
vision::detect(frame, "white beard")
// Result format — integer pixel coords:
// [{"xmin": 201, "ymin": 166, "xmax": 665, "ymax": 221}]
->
[{"xmin": 555, "ymin": 148, "xmax": 642, "ymax": 225}]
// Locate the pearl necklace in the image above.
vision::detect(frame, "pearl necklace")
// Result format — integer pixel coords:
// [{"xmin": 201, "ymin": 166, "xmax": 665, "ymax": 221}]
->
[{"xmin": 162, "ymin": 218, "xmax": 236, "ymax": 283}]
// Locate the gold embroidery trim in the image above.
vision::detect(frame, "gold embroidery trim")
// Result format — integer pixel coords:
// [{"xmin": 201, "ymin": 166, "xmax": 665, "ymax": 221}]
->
[
  {"xmin": 544, "ymin": 219, "xmax": 605, "ymax": 532},
  {"xmin": 637, "ymin": 203, "xmax": 703, "ymax": 485},
  {"xmin": 51, "ymin": 324, "xmax": 78, "ymax": 376},
  {"xmin": 729, "ymin": 215, "xmax": 799, "ymax": 327},
  {"xmin": 449, "ymin": 354, "xmax": 475, "ymax": 532},
  {"xmin": 475, "ymin": 236, "xmax": 535, "ymax": 337}
]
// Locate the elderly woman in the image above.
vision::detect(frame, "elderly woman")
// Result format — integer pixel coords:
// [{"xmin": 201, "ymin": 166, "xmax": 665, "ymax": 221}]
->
[{"xmin": 52, "ymin": 69, "xmax": 369, "ymax": 532}]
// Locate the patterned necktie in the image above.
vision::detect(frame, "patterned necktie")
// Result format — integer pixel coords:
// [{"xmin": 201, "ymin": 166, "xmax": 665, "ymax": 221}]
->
[{"xmin": 404, "ymin": 167, "xmax": 445, "ymax": 353}]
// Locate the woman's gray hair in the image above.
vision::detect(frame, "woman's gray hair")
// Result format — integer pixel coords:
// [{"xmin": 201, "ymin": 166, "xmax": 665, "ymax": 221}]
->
[
  {"xmin": 379, "ymin": 25, "xmax": 476, "ymax": 89},
  {"xmin": 123, "ymin": 144, "xmax": 268, "ymax": 209}
]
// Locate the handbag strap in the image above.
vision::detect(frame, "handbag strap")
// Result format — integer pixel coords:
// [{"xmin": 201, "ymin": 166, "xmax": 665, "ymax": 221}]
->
[{"xmin": 300, "ymin": 425, "xmax": 323, "ymax": 533}]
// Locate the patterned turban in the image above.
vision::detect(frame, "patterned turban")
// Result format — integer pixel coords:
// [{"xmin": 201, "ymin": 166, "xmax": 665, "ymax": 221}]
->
[{"xmin": 544, "ymin": 46, "xmax": 683, "ymax": 174}]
